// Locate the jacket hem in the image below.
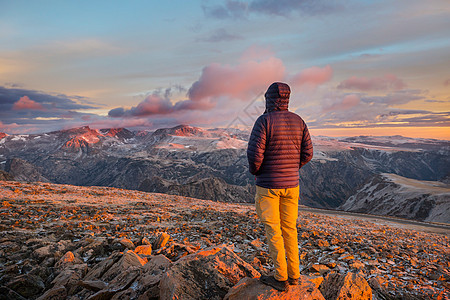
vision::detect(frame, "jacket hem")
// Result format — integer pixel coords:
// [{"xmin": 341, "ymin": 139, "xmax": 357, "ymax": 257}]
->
[{"xmin": 255, "ymin": 183, "xmax": 299, "ymax": 189}]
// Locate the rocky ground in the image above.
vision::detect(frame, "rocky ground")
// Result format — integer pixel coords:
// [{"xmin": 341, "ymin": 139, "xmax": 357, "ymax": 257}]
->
[{"xmin": 0, "ymin": 180, "xmax": 448, "ymax": 299}]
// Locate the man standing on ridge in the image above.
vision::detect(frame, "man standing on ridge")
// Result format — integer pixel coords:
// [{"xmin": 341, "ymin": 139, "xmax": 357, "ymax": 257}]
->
[{"xmin": 247, "ymin": 82, "xmax": 313, "ymax": 292}]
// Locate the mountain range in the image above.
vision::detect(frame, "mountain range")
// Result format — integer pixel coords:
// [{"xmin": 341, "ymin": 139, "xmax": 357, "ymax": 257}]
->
[{"xmin": 0, "ymin": 124, "xmax": 449, "ymax": 223}]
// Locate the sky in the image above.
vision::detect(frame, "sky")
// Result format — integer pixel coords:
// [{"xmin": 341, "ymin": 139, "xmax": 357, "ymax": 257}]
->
[{"xmin": 0, "ymin": 0, "xmax": 449, "ymax": 139}]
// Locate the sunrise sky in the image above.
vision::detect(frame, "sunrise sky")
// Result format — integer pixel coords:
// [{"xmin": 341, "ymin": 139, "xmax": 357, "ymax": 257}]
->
[{"xmin": 1, "ymin": 0, "xmax": 449, "ymax": 139}]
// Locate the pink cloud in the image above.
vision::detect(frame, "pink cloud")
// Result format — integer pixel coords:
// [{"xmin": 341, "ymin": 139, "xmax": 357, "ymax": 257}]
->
[
  {"xmin": 338, "ymin": 74, "xmax": 406, "ymax": 91},
  {"xmin": 108, "ymin": 93, "xmax": 215, "ymax": 118},
  {"xmin": 188, "ymin": 57, "xmax": 285, "ymax": 101},
  {"xmin": 133, "ymin": 95, "xmax": 174, "ymax": 116},
  {"xmin": 290, "ymin": 65, "xmax": 333, "ymax": 90},
  {"xmin": 108, "ymin": 56, "xmax": 337, "ymax": 121},
  {"xmin": 322, "ymin": 94, "xmax": 361, "ymax": 112},
  {"xmin": 444, "ymin": 79, "xmax": 450, "ymax": 86},
  {"xmin": 108, "ymin": 95, "xmax": 170, "ymax": 117},
  {"xmin": 12, "ymin": 96, "xmax": 45, "ymax": 110}
]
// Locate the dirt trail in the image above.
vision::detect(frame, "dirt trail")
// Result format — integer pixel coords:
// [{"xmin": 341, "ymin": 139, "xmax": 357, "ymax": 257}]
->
[{"xmin": 298, "ymin": 206, "xmax": 450, "ymax": 235}]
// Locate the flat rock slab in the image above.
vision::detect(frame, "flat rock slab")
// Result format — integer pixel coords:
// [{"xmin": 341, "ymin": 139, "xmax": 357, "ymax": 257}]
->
[
  {"xmin": 159, "ymin": 245, "xmax": 260, "ymax": 300},
  {"xmin": 320, "ymin": 272, "xmax": 372, "ymax": 300},
  {"xmin": 224, "ymin": 276, "xmax": 325, "ymax": 300}
]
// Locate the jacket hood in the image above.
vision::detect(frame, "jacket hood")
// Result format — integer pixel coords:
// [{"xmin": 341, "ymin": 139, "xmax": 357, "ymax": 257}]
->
[{"xmin": 265, "ymin": 82, "xmax": 290, "ymax": 112}]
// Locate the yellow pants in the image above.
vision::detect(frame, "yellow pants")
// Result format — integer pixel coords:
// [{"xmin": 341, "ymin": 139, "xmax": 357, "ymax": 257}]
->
[{"xmin": 255, "ymin": 185, "xmax": 300, "ymax": 281}]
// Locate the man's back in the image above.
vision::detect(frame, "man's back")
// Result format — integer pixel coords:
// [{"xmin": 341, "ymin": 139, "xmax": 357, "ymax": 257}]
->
[
  {"xmin": 247, "ymin": 110, "xmax": 312, "ymax": 188},
  {"xmin": 247, "ymin": 109, "xmax": 312, "ymax": 189}
]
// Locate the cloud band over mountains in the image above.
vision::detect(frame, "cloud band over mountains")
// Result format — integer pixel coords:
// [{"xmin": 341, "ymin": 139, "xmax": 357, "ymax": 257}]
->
[{"xmin": 1, "ymin": 52, "xmax": 448, "ymax": 136}]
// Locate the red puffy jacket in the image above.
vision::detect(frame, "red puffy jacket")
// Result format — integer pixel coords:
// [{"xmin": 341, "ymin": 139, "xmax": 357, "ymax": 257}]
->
[{"xmin": 247, "ymin": 82, "xmax": 313, "ymax": 189}]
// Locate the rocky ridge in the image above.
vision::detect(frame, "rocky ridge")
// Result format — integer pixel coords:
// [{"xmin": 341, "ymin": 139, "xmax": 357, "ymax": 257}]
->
[
  {"xmin": 340, "ymin": 173, "xmax": 450, "ymax": 223},
  {"xmin": 0, "ymin": 180, "xmax": 448, "ymax": 299}
]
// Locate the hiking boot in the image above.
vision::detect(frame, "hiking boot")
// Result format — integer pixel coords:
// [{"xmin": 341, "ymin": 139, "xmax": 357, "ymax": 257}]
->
[
  {"xmin": 260, "ymin": 275, "xmax": 288, "ymax": 291},
  {"xmin": 288, "ymin": 277, "xmax": 299, "ymax": 285}
]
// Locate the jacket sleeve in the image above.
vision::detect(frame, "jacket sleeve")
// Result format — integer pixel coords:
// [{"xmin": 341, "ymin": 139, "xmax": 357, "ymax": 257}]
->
[
  {"xmin": 299, "ymin": 122, "xmax": 313, "ymax": 168},
  {"xmin": 247, "ymin": 116, "xmax": 267, "ymax": 175}
]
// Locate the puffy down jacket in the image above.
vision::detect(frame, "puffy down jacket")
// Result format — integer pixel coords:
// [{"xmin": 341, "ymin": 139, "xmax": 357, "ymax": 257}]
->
[{"xmin": 247, "ymin": 82, "xmax": 313, "ymax": 189}]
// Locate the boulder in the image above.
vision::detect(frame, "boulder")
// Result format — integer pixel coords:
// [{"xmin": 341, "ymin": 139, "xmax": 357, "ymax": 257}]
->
[
  {"xmin": 78, "ymin": 280, "xmax": 108, "ymax": 292},
  {"xmin": 55, "ymin": 251, "xmax": 83, "ymax": 270},
  {"xmin": 157, "ymin": 242, "xmax": 197, "ymax": 261},
  {"xmin": 153, "ymin": 232, "xmax": 171, "ymax": 250},
  {"xmin": 36, "ymin": 286, "xmax": 67, "ymax": 300},
  {"xmin": 101, "ymin": 250, "xmax": 146, "ymax": 282},
  {"xmin": 106, "ymin": 267, "xmax": 140, "ymax": 291},
  {"xmin": 74, "ymin": 237, "xmax": 109, "ymax": 259},
  {"xmin": 118, "ymin": 238, "xmax": 135, "ymax": 250},
  {"xmin": 159, "ymin": 245, "xmax": 260, "ymax": 300},
  {"xmin": 135, "ymin": 245, "xmax": 152, "ymax": 256},
  {"xmin": 306, "ymin": 276, "xmax": 324, "ymax": 289},
  {"xmin": 133, "ymin": 255, "xmax": 172, "ymax": 298},
  {"xmin": 83, "ymin": 261, "xmax": 142, "ymax": 300},
  {"xmin": 33, "ymin": 245, "xmax": 52, "ymax": 259},
  {"xmin": 83, "ymin": 251, "xmax": 122, "ymax": 281},
  {"xmin": 309, "ymin": 264, "xmax": 330, "ymax": 275},
  {"xmin": 349, "ymin": 260, "xmax": 365, "ymax": 270},
  {"xmin": 224, "ymin": 276, "xmax": 325, "ymax": 300},
  {"xmin": 111, "ymin": 288, "xmax": 137, "ymax": 299},
  {"xmin": 51, "ymin": 263, "xmax": 88, "ymax": 295},
  {"xmin": 6, "ymin": 274, "xmax": 45, "ymax": 298},
  {"xmin": 86, "ymin": 289, "xmax": 116, "ymax": 300},
  {"xmin": 0, "ymin": 286, "xmax": 27, "ymax": 300},
  {"xmin": 319, "ymin": 272, "xmax": 372, "ymax": 300},
  {"xmin": 141, "ymin": 237, "xmax": 151, "ymax": 245}
]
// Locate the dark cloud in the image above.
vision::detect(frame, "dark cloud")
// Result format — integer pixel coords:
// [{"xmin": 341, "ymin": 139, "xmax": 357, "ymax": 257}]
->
[
  {"xmin": 203, "ymin": 0, "xmax": 341, "ymax": 19},
  {"xmin": 0, "ymin": 86, "xmax": 100, "ymax": 132},
  {"xmin": 249, "ymin": 0, "xmax": 341, "ymax": 17},
  {"xmin": 361, "ymin": 90, "xmax": 422, "ymax": 106},
  {"xmin": 0, "ymin": 86, "xmax": 96, "ymax": 112},
  {"xmin": 108, "ymin": 107, "xmax": 127, "ymax": 118},
  {"xmin": 307, "ymin": 91, "xmax": 449, "ymax": 129},
  {"xmin": 377, "ymin": 111, "xmax": 450, "ymax": 127},
  {"xmin": 379, "ymin": 109, "xmax": 432, "ymax": 116},
  {"xmin": 309, "ymin": 109, "xmax": 450, "ymax": 129},
  {"xmin": 197, "ymin": 28, "xmax": 242, "ymax": 43},
  {"xmin": 202, "ymin": 0, "xmax": 248, "ymax": 19},
  {"xmin": 425, "ymin": 99, "xmax": 447, "ymax": 103},
  {"xmin": 4, "ymin": 82, "xmax": 23, "ymax": 88},
  {"xmin": 338, "ymin": 74, "xmax": 406, "ymax": 91}
]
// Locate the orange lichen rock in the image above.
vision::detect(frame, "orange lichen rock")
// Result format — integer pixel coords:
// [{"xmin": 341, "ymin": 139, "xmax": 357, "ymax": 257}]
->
[
  {"xmin": 134, "ymin": 245, "xmax": 152, "ymax": 256},
  {"xmin": 320, "ymin": 272, "xmax": 372, "ymax": 300},
  {"xmin": 159, "ymin": 245, "xmax": 260, "ymax": 300}
]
